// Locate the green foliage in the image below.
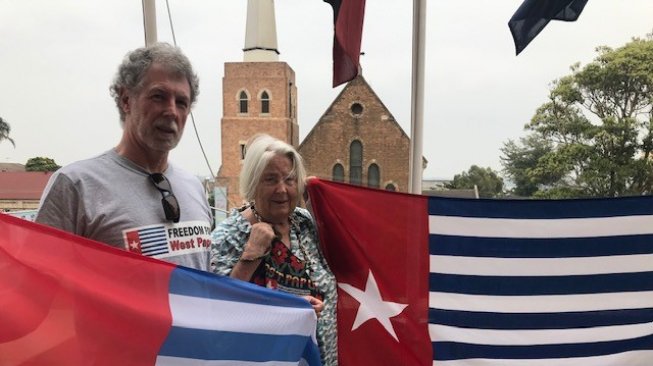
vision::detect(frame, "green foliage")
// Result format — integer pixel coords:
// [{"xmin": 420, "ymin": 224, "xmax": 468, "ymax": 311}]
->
[
  {"xmin": 0, "ymin": 117, "xmax": 15, "ymax": 147},
  {"xmin": 501, "ymin": 136, "xmax": 555, "ymax": 197},
  {"xmin": 501, "ymin": 36, "xmax": 653, "ymax": 198},
  {"xmin": 25, "ymin": 157, "xmax": 61, "ymax": 172},
  {"xmin": 446, "ymin": 165, "xmax": 504, "ymax": 198}
]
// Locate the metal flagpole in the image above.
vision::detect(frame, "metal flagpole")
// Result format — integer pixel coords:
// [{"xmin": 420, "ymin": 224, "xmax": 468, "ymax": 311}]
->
[
  {"xmin": 142, "ymin": 0, "xmax": 158, "ymax": 46},
  {"xmin": 409, "ymin": 0, "xmax": 426, "ymax": 194}
]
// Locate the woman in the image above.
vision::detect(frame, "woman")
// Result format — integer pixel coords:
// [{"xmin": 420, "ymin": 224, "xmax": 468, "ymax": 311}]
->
[{"xmin": 211, "ymin": 134, "xmax": 338, "ymax": 366}]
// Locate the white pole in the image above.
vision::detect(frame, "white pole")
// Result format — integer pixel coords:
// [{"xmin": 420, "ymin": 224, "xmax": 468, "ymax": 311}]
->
[
  {"xmin": 142, "ymin": 0, "xmax": 158, "ymax": 46},
  {"xmin": 409, "ymin": 0, "xmax": 426, "ymax": 194}
]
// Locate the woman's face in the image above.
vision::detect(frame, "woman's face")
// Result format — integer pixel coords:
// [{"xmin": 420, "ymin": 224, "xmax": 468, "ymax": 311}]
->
[{"xmin": 254, "ymin": 154, "xmax": 298, "ymax": 223}]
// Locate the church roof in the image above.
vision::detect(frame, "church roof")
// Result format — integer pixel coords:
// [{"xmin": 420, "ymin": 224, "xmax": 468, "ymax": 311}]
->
[
  {"xmin": 0, "ymin": 171, "xmax": 53, "ymax": 200},
  {"xmin": 300, "ymin": 74, "xmax": 409, "ymax": 149}
]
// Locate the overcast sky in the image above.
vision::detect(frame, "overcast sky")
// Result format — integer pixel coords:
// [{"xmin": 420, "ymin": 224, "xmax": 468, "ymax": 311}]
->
[{"xmin": 1, "ymin": 1, "xmax": 651, "ymax": 180}]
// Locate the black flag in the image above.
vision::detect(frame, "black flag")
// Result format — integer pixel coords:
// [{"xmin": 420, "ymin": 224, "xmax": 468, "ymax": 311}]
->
[{"xmin": 509, "ymin": 0, "xmax": 588, "ymax": 55}]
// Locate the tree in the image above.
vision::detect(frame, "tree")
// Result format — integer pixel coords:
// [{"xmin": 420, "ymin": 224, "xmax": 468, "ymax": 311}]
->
[
  {"xmin": 0, "ymin": 117, "xmax": 15, "ymax": 147},
  {"xmin": 501, "ymin": 36, "xmax": 653, "ymax": 198},
  {"xmin": 446, "ymin": 165, "xmax": 504, "ymax": 198},
  {"xmin": 501, "ymin": 135, "xmax": 560, "ymax": 197},
  {"xmin": 25, "ymin": 157, "xmax": 61, "ymax": 172}
]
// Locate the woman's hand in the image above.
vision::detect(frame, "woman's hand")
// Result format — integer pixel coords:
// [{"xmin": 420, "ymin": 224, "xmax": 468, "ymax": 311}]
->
[
  {"xmin": 302, "ymin": 295, "xmax": 324, "ymax": 316},
  {"xmin": 241, "ymin": 222, "xmax": 275, "ymax": 260}
]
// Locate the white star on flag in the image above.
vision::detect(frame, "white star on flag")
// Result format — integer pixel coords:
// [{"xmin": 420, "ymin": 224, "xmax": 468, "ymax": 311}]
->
[
  {"xmin": 129, "ymin": 240, "xmax": 140, "ymax": 251},
  {"xmin": 338, "ymin": 269, "xmax": 408, "ymax": 341}
]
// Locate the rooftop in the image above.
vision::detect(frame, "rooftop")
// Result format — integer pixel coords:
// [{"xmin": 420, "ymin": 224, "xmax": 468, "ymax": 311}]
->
[
  {"xmin": 0, "ymin": 163, "xmax": 26, "ymax": 172},
  {"xmin": 0, "ymin": 171, "xmax": 53, "ymax": 200}
]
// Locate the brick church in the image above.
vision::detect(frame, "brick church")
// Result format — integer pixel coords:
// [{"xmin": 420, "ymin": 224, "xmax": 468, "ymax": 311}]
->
[{"xmin": 216, "ymin": 0, "xmax": 411, "ymax": 210}]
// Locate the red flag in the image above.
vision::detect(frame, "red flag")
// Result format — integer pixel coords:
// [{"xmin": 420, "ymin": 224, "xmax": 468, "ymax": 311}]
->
[
  {"xmin": 0, "ymin": 213, "xmax": 172, "ymax": 365},
  {"xmin": 307, "ymin": 179, "xmax": 432, "ymax": 365},
  {"xmin": 324, "ymin": 0, "xmax": 366, "ymax": 87},
  {"xmin": 0, "ymin": 213, "xmax": 322, "ymax": 365}
]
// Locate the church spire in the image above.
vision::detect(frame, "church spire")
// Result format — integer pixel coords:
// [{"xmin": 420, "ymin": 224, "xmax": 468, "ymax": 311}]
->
[{"xmin": 243, "ymin": 0, "xmax": 279, "ymax": 62}]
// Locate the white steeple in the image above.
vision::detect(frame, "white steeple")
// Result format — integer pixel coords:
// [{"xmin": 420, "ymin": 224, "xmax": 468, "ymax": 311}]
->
[{"xmin": 244, "ymin": 0, "xmax": 279, "ymax": 62}]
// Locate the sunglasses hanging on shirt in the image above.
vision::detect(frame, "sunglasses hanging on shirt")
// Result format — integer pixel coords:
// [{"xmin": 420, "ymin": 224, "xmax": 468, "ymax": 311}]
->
[{"xmin": 149, "ymin": 173, "xmax": 181, "ymax": 223}]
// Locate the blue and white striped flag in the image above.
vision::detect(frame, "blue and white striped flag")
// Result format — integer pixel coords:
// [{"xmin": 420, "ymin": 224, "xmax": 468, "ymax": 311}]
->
[
  {"xmin": 428, "ymin": 196, "xmax": 653, "ymax": 365},
  {"xmin": 306, "ymin": 178, "xmax": 653, "ymax": 365},
  {"xmin": 157, "ymin": 266, "xmax": 322, "ymax": 365}
]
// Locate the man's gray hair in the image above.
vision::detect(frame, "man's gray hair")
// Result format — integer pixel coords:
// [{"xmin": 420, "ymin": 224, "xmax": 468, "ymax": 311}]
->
[
  {"xmin": 109, "ymin": 42, "xmax": 200, "ymax": 122},
  {"xmin": 240, "ymin": 134, "xmax": 306, "ymax": 202}
]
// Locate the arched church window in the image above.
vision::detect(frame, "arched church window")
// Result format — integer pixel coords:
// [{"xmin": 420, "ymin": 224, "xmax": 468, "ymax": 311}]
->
[
  {"xmin": 368, "ymin": 163, "xmax": 380, "ymax": 188},
  {"xmin": 332, "ymin": 163, "xmax": 344, "ymax": 182},
  {"xmin": 239, "ymin": 90, "xmax": 249, "ymax": 114},
  {"xmin": 260, "ymin": 91, "xmax": 270, "ymax": 114},
  {"xmin": 350, "ymin": 140, "xmax": 363, "ymax": 185}
]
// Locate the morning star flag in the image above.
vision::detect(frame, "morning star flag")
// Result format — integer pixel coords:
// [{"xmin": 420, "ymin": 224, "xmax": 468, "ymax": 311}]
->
[
  {"xmin": 0, "ymin": 213, "xmax": 320, "ymax": 365},
  {"xmin": 509, "ymin": 0, "xmax": 588, "ymax": 55},
  {"xmin": 306, "ymin": 178, "xmax": 653, "ymax": 366},
  {"xmin": 323, "ymin": 0, "xmax": 366, "ymax": 87}
]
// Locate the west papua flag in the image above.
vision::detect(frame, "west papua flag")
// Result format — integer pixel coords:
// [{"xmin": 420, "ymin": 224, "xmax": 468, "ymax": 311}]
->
[
  {"xmin": 0, "ymin": 213, "xmax": 320, "ymax": 365},
  {"xmin": 124, "ymin": 225, "xmax": 169, "ymax": 256},
  {"xmin": 306, "ymin": 178, "xmax": 653, "ymax": 365},
  {"xmin": 323, "ymin": 0, "xmax": 366, "ymax": 87},
  {"xmin": 509, "ymin": 0, "xmax": 588, "ymax": 55}
]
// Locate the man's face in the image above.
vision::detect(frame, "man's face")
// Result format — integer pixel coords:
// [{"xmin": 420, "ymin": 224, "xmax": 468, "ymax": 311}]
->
[{"xmin": 122, "ymin": 63, "xmax": 191, "ymax": 153}]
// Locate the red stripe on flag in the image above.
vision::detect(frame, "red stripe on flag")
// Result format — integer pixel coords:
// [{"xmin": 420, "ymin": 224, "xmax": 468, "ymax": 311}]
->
[
  {"xmin": 0, "ymin": 213, "xmax": 174, "ymax": 364},
  {"xmin": 307, "ymin": 179, "xmax": 432, "ymax": 365}
]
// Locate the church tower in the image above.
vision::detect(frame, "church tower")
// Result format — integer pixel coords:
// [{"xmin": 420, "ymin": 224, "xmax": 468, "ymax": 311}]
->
[{"xmin": 218, "ymin": 0, "xmax": 298, "ymax": 209}]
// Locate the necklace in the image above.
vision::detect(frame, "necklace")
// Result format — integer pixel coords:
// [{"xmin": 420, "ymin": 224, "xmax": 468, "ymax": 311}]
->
[{"xmin": 250, "ymin": 202, "xmax": 316, "ymax": 275}]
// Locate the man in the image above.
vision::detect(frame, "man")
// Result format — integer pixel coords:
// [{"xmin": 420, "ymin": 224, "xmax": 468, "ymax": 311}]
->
[{"xmin": 36, "ymin": 43, "xmax": 212, "ymax": 271}]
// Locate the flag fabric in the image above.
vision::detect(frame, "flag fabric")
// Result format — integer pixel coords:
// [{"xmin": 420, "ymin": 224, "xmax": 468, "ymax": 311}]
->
[
  {"xmin": 306, "ymin": 178, "xmax": 653, "ymax": 366},
  {"xmin": 323, "ymin": 0, "xmax": 366, "ymax": 87},
  {"xmin": 0, "ymin": 213, "xmax": 320, "ymax": 366},
  {"xmin": 508, "ymin": 0, "xmax": 588, "ymax": 55}
]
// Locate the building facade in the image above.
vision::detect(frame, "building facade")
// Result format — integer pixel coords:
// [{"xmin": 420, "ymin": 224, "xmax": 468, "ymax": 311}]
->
[
  {"xmin": 299, "ymin": 75, "xmax": 410, "ymax": 192},
  {"xmin": 0, "ymin": 171, "xmax": 53, "ymax": 212},
  {"xmin": 217, "ymin": 62, "xmax": 298, "ymax": 209}
]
